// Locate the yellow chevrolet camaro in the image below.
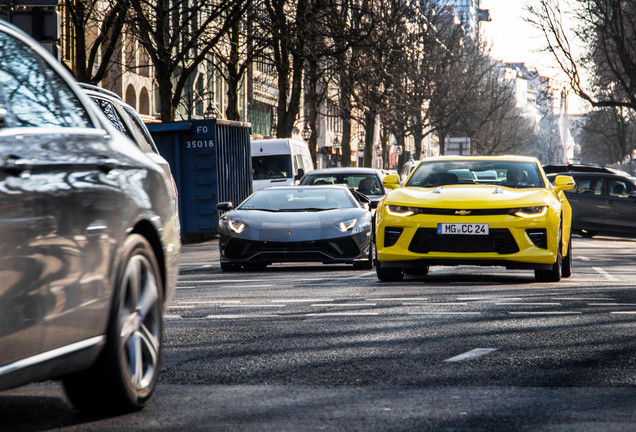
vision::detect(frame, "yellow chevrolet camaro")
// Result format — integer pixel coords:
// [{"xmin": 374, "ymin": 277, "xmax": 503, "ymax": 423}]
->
[{"xmin": 375, "ymin": 156, "xmax": 575, "ymax": 282}]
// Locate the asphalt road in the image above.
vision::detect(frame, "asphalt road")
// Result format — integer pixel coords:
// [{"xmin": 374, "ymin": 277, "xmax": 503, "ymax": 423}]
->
[{"xmin": 2, "ymin": 235, "xmax": 636, "ymax": 431}]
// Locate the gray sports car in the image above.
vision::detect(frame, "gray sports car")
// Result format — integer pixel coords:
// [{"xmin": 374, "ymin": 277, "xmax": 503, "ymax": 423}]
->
[{"xmin": 217, "ymin": 186, "xmax": 373, "ymax": 270}]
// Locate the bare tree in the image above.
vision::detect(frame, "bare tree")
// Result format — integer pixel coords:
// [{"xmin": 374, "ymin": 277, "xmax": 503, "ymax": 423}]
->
[
  {"xmin": 125, "ymin": 0, "xmax": 247, "ymax": 122},
  {"xmin": 527, "ymin": 0, "xmax": 636, "ymax": 110},
  {"xmin": 62, "ymin": 0, "xmax": 127, "ymax": 83}
]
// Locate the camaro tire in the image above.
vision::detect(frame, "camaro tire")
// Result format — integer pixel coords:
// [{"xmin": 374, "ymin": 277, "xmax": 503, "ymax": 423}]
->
[
  {"xmin": 535, "ymin": 229, "xmax": 562, "ymax": 283},
  {"xmin": 561, "ymin": 236, "xmax": 572, "ymax": 278},
  {"xmin": 376, "ymin": 262, "xmax": 404, "ymax": 282},
  {"xmin": 63, "ymin": 234, "xmax": 164, "ymax": 413}
]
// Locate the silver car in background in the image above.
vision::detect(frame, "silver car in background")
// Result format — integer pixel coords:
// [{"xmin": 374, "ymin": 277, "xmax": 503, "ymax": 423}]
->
[{"xmin": 0, "ymin": 21, "xmax": 180, "ymax": 413}]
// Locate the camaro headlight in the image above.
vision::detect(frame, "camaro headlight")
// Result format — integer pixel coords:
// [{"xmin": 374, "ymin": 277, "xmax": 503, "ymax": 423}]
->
[
  {"xmin": 509, "ymin": 206, "xmax": 547, "ymax": 218},
  {"xmin": 386, "ymin": 205, "xmax": 415, "ymax": 216},
  {"xmin": 226, "ymin": 219, "xmax": 246, "ymax": 233},
  {"xmin": 336, "ymin": 218, "xmax": 357, "ymax": 232}
]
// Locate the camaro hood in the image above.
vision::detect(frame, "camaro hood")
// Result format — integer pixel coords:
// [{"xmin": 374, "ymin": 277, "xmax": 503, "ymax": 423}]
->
[
  {"xmin": 227, "ymin": 208, "xmax": 370, "ymax": 241},
  {"xmin": 387, "ymin": 185, "xmax": 555, "ymax": 208}
]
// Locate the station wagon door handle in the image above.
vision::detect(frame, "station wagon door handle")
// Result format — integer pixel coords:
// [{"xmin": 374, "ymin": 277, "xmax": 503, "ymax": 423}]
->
[
  {"xmin": 97, "ymin": 157, "xmax": 119, "ymax": 173},
  {"xmin": 1, "ymin": 155, "xmax": 32, "ymax": 175}
]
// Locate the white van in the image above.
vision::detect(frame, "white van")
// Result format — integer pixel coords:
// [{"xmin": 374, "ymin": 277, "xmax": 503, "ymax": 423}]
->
[{"xmin": 251, "ymin": 138, "xmax": 315, "ymax": 191}]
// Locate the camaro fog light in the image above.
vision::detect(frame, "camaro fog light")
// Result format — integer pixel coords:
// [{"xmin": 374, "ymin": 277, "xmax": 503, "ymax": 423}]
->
[
  {"xmin": 227, "ymin": 219, "xmax": 246, "ymax": 233},
  {"xmin": 387, "ymin": 205, "xmax": 414, "ymax": 216},
  {"xmin": 336, "ymin": 218, "xmax": 357, "ymax": 232},
  {"xmin": 509, "ymin": 206, "xmax": 547, "ymax": 218}
]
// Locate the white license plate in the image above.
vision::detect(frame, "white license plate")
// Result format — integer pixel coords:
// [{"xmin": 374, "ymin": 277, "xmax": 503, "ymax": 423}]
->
[{"xmin": 437, "ymin": 223, "xmax": 489, "ymax": 235}]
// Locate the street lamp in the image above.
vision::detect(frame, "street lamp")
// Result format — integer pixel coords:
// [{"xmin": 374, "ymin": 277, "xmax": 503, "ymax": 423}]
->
[{"xmin": 301, "ymin": 123, "xmax": 312, "ymax": 141}]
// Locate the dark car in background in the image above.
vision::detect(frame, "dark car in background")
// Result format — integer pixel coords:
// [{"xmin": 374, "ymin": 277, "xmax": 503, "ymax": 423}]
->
[
  {"xmin": 299, "ymin": 167, "xmax": 386, "ymax": 209},
  {"xmin": 544, "ymin": 164, "xmax": 636, "ymax": 237},
  {"xmin": 0, "ymin": 21, "xmax": 180, "ymax": 413},
  {"xmin": 217, "ymin": 186, "xmax": 373, "ymax": 270}
]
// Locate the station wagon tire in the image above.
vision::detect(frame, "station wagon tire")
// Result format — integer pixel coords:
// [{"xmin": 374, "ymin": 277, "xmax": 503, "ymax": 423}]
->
[
  {"xmin": 376, "ymin": 262, "xmax": 404, "ymax": 282},
  {"xmin": 534, "ymin": 229, "xmax": 562, "ymax": 283},
  {"xmin": 63, "ymin": 234, "xmax": 164, "ymax": 414},
  {"xmin": 561, "ymin": 236, "xmax": 572, "ymax": 278}
]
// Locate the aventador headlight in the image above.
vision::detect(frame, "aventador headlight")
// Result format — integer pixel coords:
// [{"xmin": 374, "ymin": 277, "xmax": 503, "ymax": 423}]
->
[
  {"xmin": 509, "ymin": 206, "xmax": 547, "ymax": 218},
  {"xmin": 227, "ymin": 219, "xmax": 246, "ymax": 233},
  {"xmin": 336, "ymin": 218, "xmax": 357, "ymax": 232}
]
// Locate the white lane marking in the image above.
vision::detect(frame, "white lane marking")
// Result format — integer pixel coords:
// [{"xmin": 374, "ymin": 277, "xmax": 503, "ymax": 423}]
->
[
  {"xmin": 592, "ymin": 267, "xmax": 619, "ymax": 281},
  {"xmin": 348, "ymin": 272, "xmax": 375, "ymax": 279},
  {"xmin": 579, "ymin": 256, "xmax": 590, "ymax": 261},
  {"xmin": 409, "ymin": 312, "xmax": 481, "ymax": 316},
  {"xmin": 404, "ymin": 302, "xmax": 469, "ymax": 306},
  {"xmin": 164, "ymin": 314, "xmax": 182, "ymax": 320},
  {"xmin": 509, "ymin": 311, "xmax": 582, "ymax": 315},
  {"xmin": 369, "ymin": 297, "xmax": 428, "ymax": 301},
  {"xmin": 310, "ymin": 303, "xmax": 376, "ymax": 307},
  {"xmin": 220, "ymin": 304, "xmax": 286, "ymax": 308},
  {"xmin": 178, "ymin": 300, "xmax": 241, "ymax": 304},
  {"xmin": 496, "ymin": 302, "xmax": 561, "ymax": 306},
  {"xmin": 271, "ymin": 299, "xmax": 334, "ymax": 303},
  {"xmin": 458, "ymin": 297, "xmax": 523, "ymax": 301},
  {"xmin": 308, "ymin": 312, "xmax": 379, "ymax": 316},
  {"xmin": 552, "ymin": 297, "xmax": 616, "ymax": 301},
  {"xmin": 610, "ymin": 311, "xmax": 636, "ymax": 315},
  {"xmin": 588, "ymin": 303, "xmax": 636, "ymax": 306},
  {"xmin": 445, "ymin": 348, "xmax": 498, "ymax": 363},
  {"xmin": 205, "ymin": 314, "xmax": 279, "ymax": 319}
]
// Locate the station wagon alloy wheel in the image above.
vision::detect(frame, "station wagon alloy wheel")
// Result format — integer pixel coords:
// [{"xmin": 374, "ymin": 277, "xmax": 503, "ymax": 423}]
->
[{"xmin": 63, "ymin": 235, "xmax": 164, "ymax": 413}]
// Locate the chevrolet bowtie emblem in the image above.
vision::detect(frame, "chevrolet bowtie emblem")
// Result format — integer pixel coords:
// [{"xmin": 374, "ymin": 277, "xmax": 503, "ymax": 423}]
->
[
  {"xmin": 286, "ymin": 231, "xmax": 293, "ymax": 235},
  {"xmin": 455, "ymin": 210, "xmax": 471, "ymax": 216}
]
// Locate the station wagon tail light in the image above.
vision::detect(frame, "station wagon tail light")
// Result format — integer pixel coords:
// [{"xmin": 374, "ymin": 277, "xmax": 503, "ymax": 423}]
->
[
  {"xmin": 227, "ymin": 219, "xmax": 246, "ymax": 233},
  {"xmin": 336, "ymin": 218, "xmax": 357, "ymax": 232},
  {"xmin": 509, "ymin": 206, "xmax": 547, "ymax": 218}
]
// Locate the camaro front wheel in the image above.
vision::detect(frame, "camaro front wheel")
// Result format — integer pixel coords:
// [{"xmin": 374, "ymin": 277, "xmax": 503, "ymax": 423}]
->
[
  {"xmin": 376, "ymin": 262, "xmax": 404, "ymax": 282},
  {"xmin": 63, "ymin": 234, "xmax": 164, "ymax": 414}
]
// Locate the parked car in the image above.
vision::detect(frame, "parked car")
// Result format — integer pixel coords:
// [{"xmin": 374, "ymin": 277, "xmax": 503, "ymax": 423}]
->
[
  {"xmin": 217, "ymin": 186, "xmax": 373, "ymax": 270},
  {"xmin": 544, "ymin": 164, "xmax": 636, "ymax": 238},
  {"xmin": 81, "ymin": 83, "xmax": 179, "ymax": 217},
  {"xmin": 0, "ymin": 21, "xmax": 180, "ymax": 413},
  {"xmin": 300, "ymin": 167, "xmax": 386, "ymax": 209},
  {"xmin": 375, "ymin": 156, "xmax": 575, "ymax": 282}
]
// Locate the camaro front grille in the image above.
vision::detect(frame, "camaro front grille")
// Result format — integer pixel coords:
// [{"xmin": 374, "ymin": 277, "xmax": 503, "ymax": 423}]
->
[
  {"xmin": 224, "ymin": 238, "xmax": 361, "ymax": 259},
  {"xmin": 408, "ymin": 228, "xmax": 519, "ymax": 254}
]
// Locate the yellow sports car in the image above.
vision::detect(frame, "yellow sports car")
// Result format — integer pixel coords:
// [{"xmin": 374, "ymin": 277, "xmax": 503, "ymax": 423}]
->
[{"xmin": 375, "ymin": 156, "xmax": 575, "ymax": 282}]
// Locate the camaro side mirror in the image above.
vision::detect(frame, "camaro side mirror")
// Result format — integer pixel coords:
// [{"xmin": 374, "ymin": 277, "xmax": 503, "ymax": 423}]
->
[
  {"xmin": 216, "ymin": 202, "xmax": 234, "ymax": 212},
  {"xmin": 382, "ymin": 174, "xmax": 400, "ymax": 190},
  {"xmin": 554, "ymin": 175, "xmax": 575, "ymax": 193}
]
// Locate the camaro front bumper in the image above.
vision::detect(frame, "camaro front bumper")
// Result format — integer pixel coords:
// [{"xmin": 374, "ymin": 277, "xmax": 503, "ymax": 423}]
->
[{"xmin": 375, "ymin": 212, "xmax": 561, "ymax": 270}]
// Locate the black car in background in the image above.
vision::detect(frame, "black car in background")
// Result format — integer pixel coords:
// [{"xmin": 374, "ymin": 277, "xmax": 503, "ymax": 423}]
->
[
  {"xmin": 299, "ymin": 167, "xmax": 386, "ymax": 209},
  {"xmin": 544, "ymin": 164, "xmax": 636, "ymax": 237},
  {"xmin": 0, "ymin": 21, "xmax": 180, "ymax": 413}
]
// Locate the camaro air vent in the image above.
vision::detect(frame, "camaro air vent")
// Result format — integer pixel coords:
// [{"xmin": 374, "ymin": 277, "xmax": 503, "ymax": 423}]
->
[
  {"xmin": 526, "ymin": 229, "xmax": 548, "ymax": 249},
  {"xmin": 384, "ymin": 227, "xmax": 403, "ymax": 247}
]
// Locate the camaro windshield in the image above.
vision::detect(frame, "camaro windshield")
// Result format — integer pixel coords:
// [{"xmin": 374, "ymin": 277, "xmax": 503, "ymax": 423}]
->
[
  {"xmin": 406, "ymin": 160, "xmax": 546, "ymax": 189},
  {"xmin": 239, "ymin": 187, "xmax": 357, "ymax": 211}
]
